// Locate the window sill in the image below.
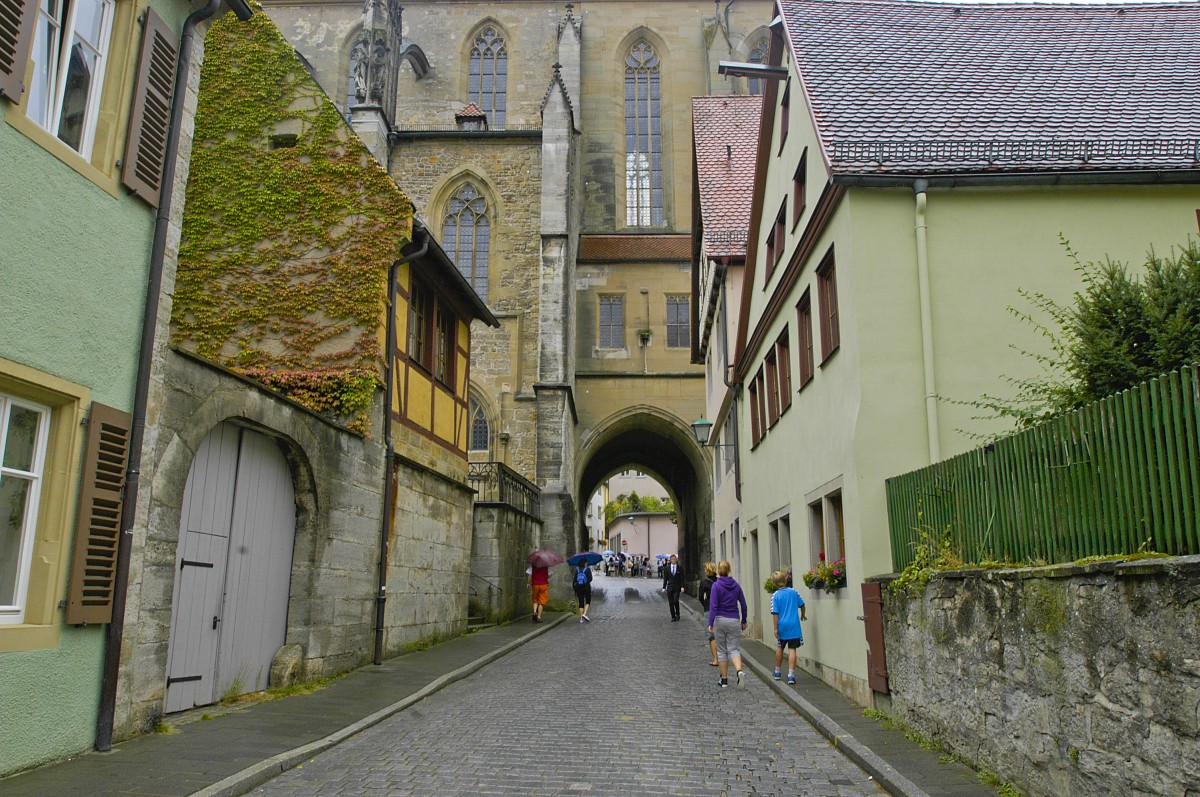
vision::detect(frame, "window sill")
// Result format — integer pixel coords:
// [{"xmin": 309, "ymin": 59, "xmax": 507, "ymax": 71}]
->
[
  {"xmin": 819, "ymin": 345, "xmax": 840, "ymax": 367},
  {"xmin": 0, "ymin": 622, "xmax": 63, "ymax": 653},
  {"xmin": 6, "ymin": 111, "xmax": 123, "ymax": 200}
]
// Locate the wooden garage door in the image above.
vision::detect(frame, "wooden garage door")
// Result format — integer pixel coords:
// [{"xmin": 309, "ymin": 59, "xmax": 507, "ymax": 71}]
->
[{"xmin": 165, "ymin": 423, "xmax": 296, "ymax": 713}]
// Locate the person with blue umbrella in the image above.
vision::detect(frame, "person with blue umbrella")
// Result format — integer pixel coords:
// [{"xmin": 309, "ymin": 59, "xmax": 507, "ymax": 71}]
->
[{"xmin": 567, "ymin": 552, "xmax": 601, "ymax": 622}]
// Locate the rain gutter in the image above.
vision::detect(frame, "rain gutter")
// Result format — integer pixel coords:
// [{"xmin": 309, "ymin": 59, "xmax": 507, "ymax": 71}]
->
[{"xmin": 913, "ymin": 179, "xmax": 940, "ymax": 463}]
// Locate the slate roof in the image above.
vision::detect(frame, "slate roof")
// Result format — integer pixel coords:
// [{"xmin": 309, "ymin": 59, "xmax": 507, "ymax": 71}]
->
[
  {"xmin": 578, "ymin": 235, "xmax": 692, "ymax": 262},
  {"xmin": 779, "ymin": 0, "xmax": 1200, "ymax": 175},
  {"xmin": 692, "ymin": 96, "xmax": 763, "ymax": 258}
]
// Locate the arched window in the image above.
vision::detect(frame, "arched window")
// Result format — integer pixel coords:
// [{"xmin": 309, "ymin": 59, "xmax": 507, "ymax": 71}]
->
[
  {"xmin": 469, "ymin": 398, "xmax": 490, "ymax": 453},
  {"xmin": 747, "ymin": 38, "xmax": 768, "ymax": 96},
  {"xmin": 442, "ymin": 184, "xmax": 490, "ymax": 299},
  {"xmin": 469, "ymin": 27, "xmax": 507, "ymax": 128},
  {"xmin": 624, "ymin": 39, "xmax": 663, "ymax": 227}
]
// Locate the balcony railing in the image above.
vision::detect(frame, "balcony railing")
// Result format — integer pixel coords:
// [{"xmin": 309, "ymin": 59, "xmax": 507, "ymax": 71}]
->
[{"xmin": 468, "ymin": 461, "xmax": 541, "ymax": 518}]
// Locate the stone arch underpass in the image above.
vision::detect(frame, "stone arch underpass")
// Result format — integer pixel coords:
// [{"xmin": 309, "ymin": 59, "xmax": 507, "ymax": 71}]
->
[{"xmin": 575, "ymin": 406, "xmax": 712, "ymax": 583}]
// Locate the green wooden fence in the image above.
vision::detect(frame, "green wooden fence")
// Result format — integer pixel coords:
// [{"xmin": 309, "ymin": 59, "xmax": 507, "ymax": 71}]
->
[{"xmin": 885, "ymin": 366, "xmax": 1200, "ymax": 571}]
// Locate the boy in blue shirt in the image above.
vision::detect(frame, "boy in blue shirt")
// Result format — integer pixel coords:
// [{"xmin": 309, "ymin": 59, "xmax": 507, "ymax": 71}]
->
[{"xmin": 770, "ymin": 570, "xmax": 806, "ymax": 685}]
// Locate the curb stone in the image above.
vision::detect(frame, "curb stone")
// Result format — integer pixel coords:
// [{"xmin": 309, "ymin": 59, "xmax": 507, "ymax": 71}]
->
[
  {"xmin": 739, "ymin": 654, "xmax": 932, "ymax": 797},
  {"xmin": 189, "ymin": 613, "xmax": 571, "ymax": 797}
]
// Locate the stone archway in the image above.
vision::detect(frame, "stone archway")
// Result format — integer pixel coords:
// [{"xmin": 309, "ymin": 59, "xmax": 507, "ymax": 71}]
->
[{"xmin": 576, "ymin": 406, "xmax": 712, "ymax": 582}]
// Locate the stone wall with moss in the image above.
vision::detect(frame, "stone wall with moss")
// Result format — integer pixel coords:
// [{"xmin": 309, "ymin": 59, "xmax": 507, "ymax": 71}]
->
[
  {"xmin": 174, "ymin": 8, "xmax": 414, "ymax": 433},
  {"xmin": 879, "ymin": 556, "xmax": 1200, "ymax": 797}
]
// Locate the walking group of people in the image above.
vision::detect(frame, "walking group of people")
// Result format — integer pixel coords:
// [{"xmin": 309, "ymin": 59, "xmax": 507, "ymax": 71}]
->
[
  {"xmin": 697, "ymin": 563, "xmax": 806, "ymax": 688},
  {"xmin": 530, "ymin": 551, "xmax": 807, "ymax": 690}
]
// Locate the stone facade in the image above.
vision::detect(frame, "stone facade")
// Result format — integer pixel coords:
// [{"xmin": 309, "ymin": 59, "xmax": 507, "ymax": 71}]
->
[
  {"xmin": 116, "ymin": 350, "xmax": 388, "ymax": 736},
  {"xmin": 878, "ymin": 557, "xmax": 1200, "ymax": 797},
  {"xmin": 471, "ymin": 505, "xmax": 542, "ymax": 622},
  {"xmin": 262, "ymin": 0, "xmax": 771, "ymax": 587}
]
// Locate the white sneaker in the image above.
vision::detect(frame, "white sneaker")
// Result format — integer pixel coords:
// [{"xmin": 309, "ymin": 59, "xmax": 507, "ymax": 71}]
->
[
  {"xmin": 736, "ymin": 670, "xmax": 746, "ymax": 690},
  {"xmin": 580, "ymin": 617, "xmax": 585, "ymax": 623},
  {"xmin": 582, "ymin": 614, "xmax": 590, "ymax": 622}
]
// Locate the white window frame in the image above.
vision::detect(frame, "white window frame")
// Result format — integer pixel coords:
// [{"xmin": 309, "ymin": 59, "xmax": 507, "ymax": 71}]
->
[
  {"xmin": 29, "ymin": 0, "xmax": 115, "ymax": 159},
  {"xmin": 0, "ymin": 393, "xmax": 52, "ymax": 625}
]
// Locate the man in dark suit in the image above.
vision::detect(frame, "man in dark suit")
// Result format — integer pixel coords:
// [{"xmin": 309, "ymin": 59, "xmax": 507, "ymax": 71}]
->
[{"xmin": 662, "ymin": 554, "xmax": 685, "ymax": 621}]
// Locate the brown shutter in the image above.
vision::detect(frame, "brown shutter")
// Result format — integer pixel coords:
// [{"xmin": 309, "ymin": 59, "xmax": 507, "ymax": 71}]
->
[
  {"xmin": 65, "ymin": 403, "xmax": 132, "ymax": 625},
  {"xmin": 121, "ymin": 8, "xmax": 179, "ymax": 207},
  {"xmin": 861, "ymin": 581, "xmax": 890, "ymax": 694},
  {"xmin": 0, "ymin": 0, "xmax": 36, "ymax": 100}
]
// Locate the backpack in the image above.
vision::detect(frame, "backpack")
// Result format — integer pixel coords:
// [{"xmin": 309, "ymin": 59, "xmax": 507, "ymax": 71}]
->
[{"xmin": 575, "ymin": 567, "xmax": 588, "ymax": 586}]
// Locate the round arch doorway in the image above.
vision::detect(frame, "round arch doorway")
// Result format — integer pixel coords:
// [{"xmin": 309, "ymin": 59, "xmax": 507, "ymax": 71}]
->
[{"xmin": 576, "ymin": 407, "xmax": 712, "ymax": 583}]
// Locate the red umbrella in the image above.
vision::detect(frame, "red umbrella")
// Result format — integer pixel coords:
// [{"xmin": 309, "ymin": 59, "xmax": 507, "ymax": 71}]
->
[{"xmin": 527, "ymin": 549, "xmax": 565, "ymax": 568}]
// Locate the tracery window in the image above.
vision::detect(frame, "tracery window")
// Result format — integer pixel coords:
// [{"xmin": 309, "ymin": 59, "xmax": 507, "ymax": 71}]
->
[
  {"xmin": 468, "ymin": 398, "xmax": 490, "ymax": 453},
  {"xmin": 442, "ymin": 184, "xmax": 491, "ymax": 300},
  {"xmin": 469, "ymin": 26, "xmax": 507, "ymax": 128},
  {"xmin": 624, "ymin": 40, "xmax": 663, "ymax": 227},
  {"xmin": 747, "ymin": 38, "xmax": 768, "ymax": 96}
]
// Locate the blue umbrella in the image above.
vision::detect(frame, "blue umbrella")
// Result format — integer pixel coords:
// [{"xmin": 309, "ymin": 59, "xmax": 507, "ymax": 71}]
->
[
  {"xmin": 655, "ymin": 554, "xmax": 668, "ymax": 560},
  {"xmin": 567, "ymin": 552, "xmax": 603, "ymax": 567},
  {"xmin": 602, "ymin": 550, "xmax": 615, "ymax": 556}
]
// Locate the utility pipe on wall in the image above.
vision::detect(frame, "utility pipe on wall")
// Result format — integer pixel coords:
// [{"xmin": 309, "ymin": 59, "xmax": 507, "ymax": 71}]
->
[
  {"xmin": 914, "ymin": 179, "xmax": 941, "ymax": 463},
  {"xmin": 375, "ymin": 230, "xmax": 430, "ymax": 666}
]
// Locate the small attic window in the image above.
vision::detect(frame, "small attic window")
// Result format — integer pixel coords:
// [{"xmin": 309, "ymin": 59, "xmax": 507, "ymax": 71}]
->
[
  {"xmin": 269, "ymin": 134, "xmax": 299, "ymax": 149},
  {"xmin": 455, "ymin": 103, "xmax": 489, "ymax": 131}
]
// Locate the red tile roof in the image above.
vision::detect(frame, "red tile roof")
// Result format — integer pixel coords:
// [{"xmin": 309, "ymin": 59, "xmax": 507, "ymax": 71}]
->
[
  {"xmin": 692, "ymin": 95, "xmax": 763, "ymax": 258},
  {"xmin": 578, "ymin": 235, "xmax": 691, "ymax": 262},
  {"xmin": 455, "ymin": 102, "xmax": 487, "ymax": 119},
  {"xmin": 779, "ymin": 0, "xmax": 1200, "ymax": 175}
]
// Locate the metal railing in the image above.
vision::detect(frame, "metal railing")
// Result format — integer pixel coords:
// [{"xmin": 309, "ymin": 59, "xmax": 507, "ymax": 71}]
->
[
  {"xmin": 467, "ymin": 461, "xmax": 540, "ymax": 518},
  {"xmin": 886, "ymin": 366, "xmax": 1200, "ymax": 570}
]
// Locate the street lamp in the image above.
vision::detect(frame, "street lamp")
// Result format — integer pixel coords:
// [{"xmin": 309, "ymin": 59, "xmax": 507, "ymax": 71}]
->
[{"xmin": 691, "ymin": 417, "xmax": 714, "ymax": 446}]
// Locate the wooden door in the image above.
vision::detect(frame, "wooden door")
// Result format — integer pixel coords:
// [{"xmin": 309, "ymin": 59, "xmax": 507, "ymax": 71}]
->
[
  {"xmin": 165, "ymin": 424, "xmax": 296, "ymax": 712},
  {"xmin": 215, "ymin": 429, "xmax": 296, "ymax": 697},
  {"xmin": 165, "ymin": 424, "xmax": 240, "ymax": 712}
]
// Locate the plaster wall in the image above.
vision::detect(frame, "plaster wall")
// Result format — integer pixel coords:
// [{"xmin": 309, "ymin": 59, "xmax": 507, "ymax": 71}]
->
[{"xmin": 0, "ymin": 73, "xmax": 157, "ymax": 778}]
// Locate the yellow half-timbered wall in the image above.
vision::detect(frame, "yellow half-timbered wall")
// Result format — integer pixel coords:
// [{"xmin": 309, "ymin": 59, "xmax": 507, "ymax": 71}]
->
[{"xmin": 391, "ymin": 262, "xmax": 473, "ymax": 475}]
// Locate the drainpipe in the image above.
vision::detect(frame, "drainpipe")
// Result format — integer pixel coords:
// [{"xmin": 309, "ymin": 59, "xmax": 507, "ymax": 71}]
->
[
  {"xmin": 95, "ymin": 0, "xmax": 253, "ymax": 752},
  {"xmin": 914, "ymin": 179, "xmax": 941, "ymax": 463},
  {"xmin": 375, "ymin": 228, "xmax": 429, "ymax": 665}
]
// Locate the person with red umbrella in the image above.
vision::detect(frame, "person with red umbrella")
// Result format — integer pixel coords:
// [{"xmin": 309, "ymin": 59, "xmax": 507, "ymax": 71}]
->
[{"xmin": 526, "ymin": 549, "xmax": 564, "ymax": 622}]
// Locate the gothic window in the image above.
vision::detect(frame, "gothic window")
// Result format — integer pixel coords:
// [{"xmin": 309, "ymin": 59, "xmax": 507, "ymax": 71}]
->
[
  {"xmin": 599, "ymin": 295, "xmax": 624, "ymax": 349},
  {"xmin": 442, "ymin": 184, "xmax": 491, "ymax": 300},
  {"xmin": 469, "ymin": 26, "xmax": 507, "ymax": 128},
  {"xmin": 469, "ymin": 398, "xmax": 490, "ymax": 453},
  {"xmin": 624, "ymin": 39, "xmax": 663, "ymax": 227},
  {"xmin": 747, "ymin": 38, "xmax": 768, "ymax": 96}
]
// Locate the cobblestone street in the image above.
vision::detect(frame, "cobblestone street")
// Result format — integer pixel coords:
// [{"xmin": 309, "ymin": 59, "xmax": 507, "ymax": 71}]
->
[{"xmin": 249, "ymin": 576, "xmax": 885, "ymax": 796}]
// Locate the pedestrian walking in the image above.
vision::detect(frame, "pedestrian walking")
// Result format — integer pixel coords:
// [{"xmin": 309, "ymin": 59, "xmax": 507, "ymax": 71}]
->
[
  {"xmin": 707, "ymin": 560, "xmax": 748, "ymax": 689},
  {"xmin": 529, "ymin": 564, "xmax": 549, "ymax": 623},
  {"xmin": 573, "ymin": 560, "xmax": 593, "ymax": 622},
  {"xmin": 769, "ymin": 570, "xmax": 806, "ymax": 684},
  {"xmin": 698, "ymin": 562, "xmax": 718, "ymax": 666},
  {"xmin": 662, "ymin": 554, "xmax": 685, "ymax": 621}
]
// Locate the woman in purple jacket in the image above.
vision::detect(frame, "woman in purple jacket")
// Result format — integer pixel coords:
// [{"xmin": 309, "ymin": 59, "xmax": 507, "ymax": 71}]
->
[{"xmin": 706, "ymin": 560, "xmax": 749, "ymax": 689}]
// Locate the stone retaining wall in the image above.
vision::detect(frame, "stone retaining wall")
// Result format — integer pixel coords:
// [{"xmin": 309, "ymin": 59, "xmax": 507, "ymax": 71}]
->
[{"xmin": 879, "ymin": 555, "xmax": 1200, "ymax": 797}]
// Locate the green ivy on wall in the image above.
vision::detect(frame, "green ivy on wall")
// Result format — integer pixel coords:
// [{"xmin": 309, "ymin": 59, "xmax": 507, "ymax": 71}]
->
[{"xmin": 173, "ymin": 7, "xmax": 414, "ymax": 432}]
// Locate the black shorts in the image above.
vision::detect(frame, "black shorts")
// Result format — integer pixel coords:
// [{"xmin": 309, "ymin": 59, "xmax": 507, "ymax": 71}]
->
[
  {"xmin": 574, "ymin": 585, "xmax": 592, "ymax": 604},
  {"xmin": 777, "ymin": 637, "xmax": 804, "ymax": 650}
]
